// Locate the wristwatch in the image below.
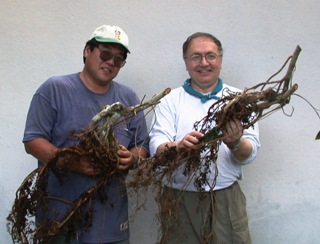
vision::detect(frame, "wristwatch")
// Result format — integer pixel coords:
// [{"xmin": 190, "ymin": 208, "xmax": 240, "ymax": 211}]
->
[{"xmin": 228, "ymin": 139, "xmax": 241, "ymax": 152}]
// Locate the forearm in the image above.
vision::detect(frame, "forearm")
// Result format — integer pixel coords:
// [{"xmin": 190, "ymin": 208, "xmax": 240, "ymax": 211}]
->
[
  {"xmin": 227, "ymin": 138, "xmax": 253, "ymax": 161},
  {"xmin": 24, "ymin": 138, "xmax": 58, "ymax": 164}
]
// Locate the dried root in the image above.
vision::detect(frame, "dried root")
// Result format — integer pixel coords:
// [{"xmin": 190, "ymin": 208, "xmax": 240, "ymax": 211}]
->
[
  {"xmin": 7, "ymin": 88, "xmax": 170, "ymax": 244},
  {"xmin": 127, "ymin": 45, "xmax": 319, "ymax": 244},
  {"xmin": 8, "ymin": 46, "xmax": 319, "ymax": 244}
]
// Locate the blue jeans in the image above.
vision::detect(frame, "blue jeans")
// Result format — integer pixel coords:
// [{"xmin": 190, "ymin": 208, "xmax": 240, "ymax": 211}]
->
[{"xmin": 49, "ymin": 234, "xmax": 130, "ymax": 244}]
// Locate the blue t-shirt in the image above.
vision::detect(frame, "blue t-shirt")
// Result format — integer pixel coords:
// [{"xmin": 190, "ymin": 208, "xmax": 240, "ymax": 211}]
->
[{"xmin": 23, "ymin": 73, "xmax": 149, "ymax": 243}]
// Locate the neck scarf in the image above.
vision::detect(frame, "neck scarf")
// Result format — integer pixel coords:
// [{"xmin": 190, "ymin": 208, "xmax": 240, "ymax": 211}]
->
[{"xmin": 182, "ymin": 78, "xmax": 223, "ymax": 103}]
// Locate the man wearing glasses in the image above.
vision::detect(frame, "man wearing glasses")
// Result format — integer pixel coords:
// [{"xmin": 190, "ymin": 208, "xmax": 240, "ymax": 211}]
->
[
  {"xmin": 23, "ymin": 25, "xmax": 149, "ymax": 244},
  {"xmin": 149, "ymin": 32, "xmax": 260, "ymax": 243}
]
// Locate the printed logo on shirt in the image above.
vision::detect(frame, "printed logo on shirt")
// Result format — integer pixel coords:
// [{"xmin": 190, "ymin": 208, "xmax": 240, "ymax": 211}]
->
[{"xmin": 120, "ymin": 220, "xmax": 128, "ymax": 231}]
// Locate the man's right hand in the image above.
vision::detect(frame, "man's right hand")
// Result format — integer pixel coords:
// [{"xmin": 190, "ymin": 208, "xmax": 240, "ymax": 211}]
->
[{"xmin": 177, "ymin": 131, "xmax": 204, "ymax": 150}]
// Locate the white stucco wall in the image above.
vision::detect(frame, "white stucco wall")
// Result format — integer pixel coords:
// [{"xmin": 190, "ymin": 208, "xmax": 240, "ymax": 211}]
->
[{"xmin": 1, "ymin": 1, "xmax": 319, "ymax": 243}]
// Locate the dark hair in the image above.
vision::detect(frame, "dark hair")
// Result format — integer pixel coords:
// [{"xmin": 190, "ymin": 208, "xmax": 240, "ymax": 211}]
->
[
  {"xmin": 182, "ymin": 32, "xmax": 223, "ymax": 59},
  {"xmin": 82, "ymin": 38, "xmax": 128, "ymax": 64}
]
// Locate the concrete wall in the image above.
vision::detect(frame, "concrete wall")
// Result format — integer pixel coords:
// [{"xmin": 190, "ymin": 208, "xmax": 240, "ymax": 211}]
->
[{"xmin": 1, "ymin": 1, "xmax": 319, "ymax": 243}]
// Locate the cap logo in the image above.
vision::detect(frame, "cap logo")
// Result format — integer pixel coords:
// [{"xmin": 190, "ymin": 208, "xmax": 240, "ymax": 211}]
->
[
  {"xmin": 90, "ymin": 25, "xmax": 130, "ymax": 53},
  {"xmin": 115, "ymin": 30, "xmax": 121, "ymax": 41}
]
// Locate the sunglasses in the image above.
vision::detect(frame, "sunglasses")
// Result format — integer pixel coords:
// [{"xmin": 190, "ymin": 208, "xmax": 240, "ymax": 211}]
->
[{"xmin": 97, "ymin": 47, "xmax": 126, "ymax": 68}]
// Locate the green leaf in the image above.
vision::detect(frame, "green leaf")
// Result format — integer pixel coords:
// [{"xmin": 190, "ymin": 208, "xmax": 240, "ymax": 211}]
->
[{"xmin": 316, "ymin": 131, "xmax": 320, "ymax": 140}]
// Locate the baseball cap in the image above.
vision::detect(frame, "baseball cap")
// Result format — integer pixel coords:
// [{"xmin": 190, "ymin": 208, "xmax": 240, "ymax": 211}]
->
[{"xmin": 90, "ymin": 25, "xmax": 130, "ymax": 53}]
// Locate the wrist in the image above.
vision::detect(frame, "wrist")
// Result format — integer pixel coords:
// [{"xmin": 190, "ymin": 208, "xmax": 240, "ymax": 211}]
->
[
  {"xmin": 228, "ymin": 139, "xmax": 241, "ymax": 152},
  {"xmin": 130, "ymin": 154, "xmax": 138, "ymax": 170}
]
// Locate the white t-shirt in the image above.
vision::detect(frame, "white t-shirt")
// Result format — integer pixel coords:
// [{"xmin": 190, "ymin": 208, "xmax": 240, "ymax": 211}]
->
[{"xmin": 149, "ymin": 83, "xmax": 260, "ymax": 191}]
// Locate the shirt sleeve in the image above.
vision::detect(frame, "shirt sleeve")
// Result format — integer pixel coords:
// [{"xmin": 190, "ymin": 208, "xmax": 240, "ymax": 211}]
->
[
  {"xmin": 149, "ymin": 95, "xmax": 176, "ymax": 156},
  {"xmin": 232, "ymin": 122, "xmax": 261, "ymax": 165},
  {"xmin": 23, "ymin": 89, "xmax": 56, "ymax": 143}
]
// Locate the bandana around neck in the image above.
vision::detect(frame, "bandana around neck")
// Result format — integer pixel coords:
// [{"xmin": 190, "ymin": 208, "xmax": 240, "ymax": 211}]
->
[{"xmin": 182, "ymin": 78, "xmax": 223, "ymax": 103}]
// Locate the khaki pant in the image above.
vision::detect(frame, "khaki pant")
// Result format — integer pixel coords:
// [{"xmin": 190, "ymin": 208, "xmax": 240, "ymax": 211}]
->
[{"xmin": 161, "ymin": 181, "xmax": 251, "ymax": 244}]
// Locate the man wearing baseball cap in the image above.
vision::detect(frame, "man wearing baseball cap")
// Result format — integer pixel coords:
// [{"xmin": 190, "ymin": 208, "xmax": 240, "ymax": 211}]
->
[{"xmin": 23, "ymin": 25, "xmax": 149, "ymax": 243}]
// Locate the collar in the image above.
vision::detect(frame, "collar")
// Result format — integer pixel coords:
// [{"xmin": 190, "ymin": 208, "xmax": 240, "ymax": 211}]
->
[{"xmin": 182, "ymin": 78, "xmax": 223, "ymax": 103}]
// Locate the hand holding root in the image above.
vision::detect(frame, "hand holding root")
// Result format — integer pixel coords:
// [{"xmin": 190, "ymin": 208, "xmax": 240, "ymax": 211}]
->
[
  {"xmin": 221, "ymin": 116, "xmax": 243, "ymax": 149},
  {"xmin": 177, "ymin": 131, "xmax": 204, "ymax": 151},
  {"xmin": 117, "ymin": 145, "xmax": 134, "ymax": 171}
]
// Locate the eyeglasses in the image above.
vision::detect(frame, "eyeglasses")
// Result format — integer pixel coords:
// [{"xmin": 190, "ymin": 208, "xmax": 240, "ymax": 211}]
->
[
  {"xmin": 186, "ymin": 53, "xmax": 221, "ymax": 63},
  {"xmin": 97, "ymin": 47, "xmax": 126, "ymax": 68}
]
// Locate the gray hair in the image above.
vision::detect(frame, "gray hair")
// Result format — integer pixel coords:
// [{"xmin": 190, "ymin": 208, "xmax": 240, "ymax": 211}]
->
[{"xmin": 182, "ymin": 32, "xmax": 223, "ymax": 59}]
